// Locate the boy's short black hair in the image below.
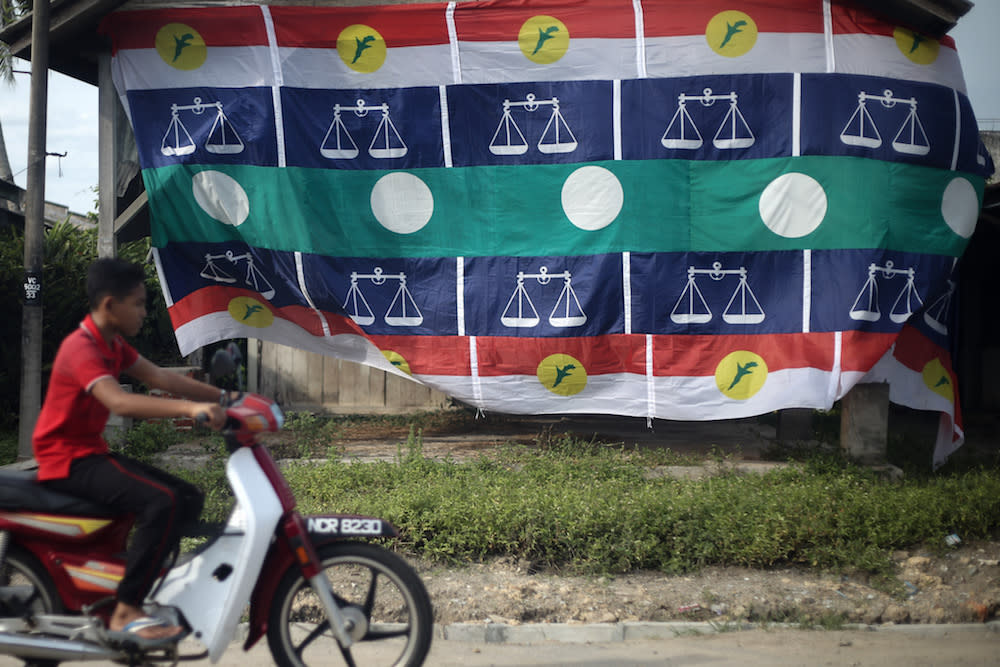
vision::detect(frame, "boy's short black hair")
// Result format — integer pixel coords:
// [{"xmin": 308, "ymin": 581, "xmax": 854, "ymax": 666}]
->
[{"xmin": 86, "ymin": 258, "xmax": 146, "ymax": 309}]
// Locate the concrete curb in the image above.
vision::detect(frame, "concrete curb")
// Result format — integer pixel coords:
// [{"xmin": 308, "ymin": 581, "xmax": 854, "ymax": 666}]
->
[{"xmin": 434, "ymin": 620, "xmax": 1000, "ymax": 643}]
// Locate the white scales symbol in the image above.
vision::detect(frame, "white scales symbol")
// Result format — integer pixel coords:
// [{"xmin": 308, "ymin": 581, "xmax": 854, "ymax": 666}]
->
[
  {"xmin": 320, "ymin": 99, "xmax": 407, "ymax": 159},
  {"xmin": 161, "ymin": 97, "xmax": 244, "ymax": 157},
  {"xmin": 500, "ymin": 266, "xmax": 587, "ymax": 328},
  {"xmin": 490, "ymin": 94, "xmax": 578, "ymax": 156},
  {"xmin": 923, "ymin": 279, "xmax": 955, "ymax": 335},
  {"xmin": 849, "ymin": 261, "xmax": 923, "ymax": 323},
  {"xmin": 670, "ymin": 262, "xmax": 764, "ymax": 325},
  {"xmin": 199, "ymin": 250, "xmax": 275, "ymax": 300},
  {"xmin": 662, "ymin": 88, "xmax": 755, "ymax": 151},
  {"xmin": 840, "ymin": 89, "xmax": 930, "ymax": 156},
  {"xmin": 344, "ymin": 268, "xmax": 423, "ymax": 327}
]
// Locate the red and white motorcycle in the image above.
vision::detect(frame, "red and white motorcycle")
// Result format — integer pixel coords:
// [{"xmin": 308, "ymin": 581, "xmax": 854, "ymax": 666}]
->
[{"xmin": 0, "ymin": 348, "xmax": 433, "ymax": 667}]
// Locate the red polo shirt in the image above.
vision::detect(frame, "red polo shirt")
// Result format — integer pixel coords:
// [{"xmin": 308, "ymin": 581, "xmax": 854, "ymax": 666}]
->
[{"xmin": 32, "ymin": 315, "xmax": 140, "ymax": 480}]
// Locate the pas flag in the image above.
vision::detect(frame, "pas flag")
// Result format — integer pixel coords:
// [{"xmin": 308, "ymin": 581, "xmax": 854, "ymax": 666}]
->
[{"xmin": 101, "ymin": 0, "xmax": 994, "ymax": 467}]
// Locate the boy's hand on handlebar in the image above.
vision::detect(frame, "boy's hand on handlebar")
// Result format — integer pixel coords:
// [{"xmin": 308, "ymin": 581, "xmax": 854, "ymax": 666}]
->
[{"xmin": 192, "ymin": 403, "xmax": 227, "ymax": 430}]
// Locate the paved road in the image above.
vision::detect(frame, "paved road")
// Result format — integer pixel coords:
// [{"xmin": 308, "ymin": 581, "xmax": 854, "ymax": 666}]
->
[{"xmin": 2, "ymin": 623, "xmax": 996, "ymax": 666}]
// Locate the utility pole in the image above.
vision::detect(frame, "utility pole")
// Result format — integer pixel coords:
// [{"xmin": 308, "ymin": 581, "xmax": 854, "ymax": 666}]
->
[{"xmin": 17, "ymin": 0, "xmax": 50, "ymax": 460}]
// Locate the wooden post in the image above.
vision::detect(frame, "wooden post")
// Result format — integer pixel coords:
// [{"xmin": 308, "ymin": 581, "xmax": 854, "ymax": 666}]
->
[{"xmin": 840, "ymin": 383, "xmax": 889, "ymax": 464}]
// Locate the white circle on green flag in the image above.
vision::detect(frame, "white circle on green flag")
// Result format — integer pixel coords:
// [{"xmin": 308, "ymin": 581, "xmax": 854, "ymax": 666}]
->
[
  {"xmin": 371, "ymin": 172, "xmax": 433, "ymax": 234},
  {"xmin": 192, "ymin": 170, "xmax": 250, "ymax": 226},
  {"xmin": 941, "ymin": 177, "xmax": 978, "ymax": 238},
  {"xmin": 758, "ymin": 172, "xmax": 827, "ymax": 238},
  {"xmin": 561, "ymin": 166, "xmax": 623, "ymax": 231}
]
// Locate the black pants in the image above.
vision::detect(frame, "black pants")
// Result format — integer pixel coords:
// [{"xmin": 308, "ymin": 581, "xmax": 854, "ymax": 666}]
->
[{"xmin": 43, "ymin": 453, "xmax": 204, "ymax": 607}]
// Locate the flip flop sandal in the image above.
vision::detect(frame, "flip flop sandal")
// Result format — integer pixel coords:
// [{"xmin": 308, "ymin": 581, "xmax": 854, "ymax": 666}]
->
[{"xmin": 106, "ymin": 616, "xmax": 186, "ymax": 649}]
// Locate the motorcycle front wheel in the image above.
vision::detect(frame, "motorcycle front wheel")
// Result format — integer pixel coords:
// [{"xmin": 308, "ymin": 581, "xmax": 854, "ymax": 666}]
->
[{"xmin": 267, "ymin": 541, "xmax": 432, "ymax": 667}]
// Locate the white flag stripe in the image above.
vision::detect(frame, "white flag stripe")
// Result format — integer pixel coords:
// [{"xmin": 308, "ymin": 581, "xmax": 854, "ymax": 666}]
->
[
  {"xmin": 650, "ymin": 367, "xmax": 833, "ymax": 420},
  {"xmin": 836, "ymin": 369, "xmax": 868, "ymax": 399},
  {"xmin": 417, "ymin": 366, "xmax": 834, "ymax": 420},
  {"xmin": 861, "ymin": 349, "xmax": 960, "ymax": 465},
  {"xmin": 113, "ymin": 48, "xmax": 276, "ymax": 90},
  {"xmin": 458, "ymin": 38, "xmax": 639, "ymax": 83},
  {"xmin": 175, "ymin": 313, "xmax": 404, "ymax": 376},
  {"xmin": 862, "ymin": 353, "xmax": 954, "ymax": 415},
  {"xmin": 832, "ymin": 35, "xmax": 966, "ymax": 92},
  {"xmin": 419, "ymin": 373, "xmax": 650, "ymax": 416},
  {"xmin": 646, "ymin": 34, "xmax": 827, "ymax": 77},
  {"xmin": 279, "ymin": 45, "xmax": 455, "ymax": 89}
]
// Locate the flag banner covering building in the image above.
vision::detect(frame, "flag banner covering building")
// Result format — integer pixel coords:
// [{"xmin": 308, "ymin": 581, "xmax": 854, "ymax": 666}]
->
[{"xmin": 102, "ymin": 0, "xmax": 994, "ymax": 466}]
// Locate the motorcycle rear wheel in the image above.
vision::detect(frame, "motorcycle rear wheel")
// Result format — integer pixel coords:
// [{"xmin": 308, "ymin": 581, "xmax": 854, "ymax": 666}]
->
[
  {"xmin": 0, "ymin": 546, "xmax": 63, "ymax": 667},
  {"xmin": 267, "ymin": 541, "xmax": 432, "ymax": 667}
]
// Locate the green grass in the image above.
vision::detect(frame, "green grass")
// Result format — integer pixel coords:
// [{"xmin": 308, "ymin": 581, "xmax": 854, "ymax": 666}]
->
[
  {"xmin": 263, "ymin": 433, "xmax": 1000, "ymax": 580},
  {"xmin": 4, "ymin": 409, "xmax": 999, "ymax": 584}
]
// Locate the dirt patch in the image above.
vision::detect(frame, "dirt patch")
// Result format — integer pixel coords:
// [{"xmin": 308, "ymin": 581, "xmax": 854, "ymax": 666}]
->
[
  {"xmin": 163, "ymin": 410, "xmax": 1000, "ymax": 627},
  {"xmin": 416, "ymin": 544, "xmax": 1000, "ymax": 626}
]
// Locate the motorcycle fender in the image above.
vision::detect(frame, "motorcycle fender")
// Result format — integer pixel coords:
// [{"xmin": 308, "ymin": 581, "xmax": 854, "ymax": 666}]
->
[
  {"xmin": 153, "ymin": 448, "xmax": 284, "ymax": 662},
  {"xmin": 243, "ymin": 514, "xmax": 398, "ymax": 649}
]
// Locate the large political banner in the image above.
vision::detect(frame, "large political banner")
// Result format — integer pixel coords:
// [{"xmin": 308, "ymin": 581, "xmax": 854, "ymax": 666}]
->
[{"xmin": 101, "ymin": 0, "xmax": 994, "ymax": 466}]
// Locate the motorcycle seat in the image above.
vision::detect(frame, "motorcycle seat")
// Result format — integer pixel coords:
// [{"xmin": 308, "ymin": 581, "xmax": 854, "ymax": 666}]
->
[{"xmin": 0, "ymin": 470, "xmax": 117, "ymax": 518}]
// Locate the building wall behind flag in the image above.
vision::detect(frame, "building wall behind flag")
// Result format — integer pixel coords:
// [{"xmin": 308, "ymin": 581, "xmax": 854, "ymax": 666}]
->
[{"xmin": 253, "ymin": 339, "xmax": 450, "ymax": 412}]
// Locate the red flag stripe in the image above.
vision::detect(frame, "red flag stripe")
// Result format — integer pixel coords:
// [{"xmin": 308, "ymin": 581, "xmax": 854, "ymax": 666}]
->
[
  {"xmin": 101, "ymin": 1, "xmax": 957, "ymax": 54},
  {"xmin": 839, "ymin": 331, "xmax": 897, "ymax": 372},
  {"xmin": 830, "ymin": 3, "xmax": 956, "ymax": 48},
  {"xmin": 477, "ymin": 335, "xmax": 647, "ymax": 376},
  {"xmin": 891, "ymin": 326, "xmax": 955, "ymax": 374},
  {"xmin": 474, "ymin": 332, "xmax": 850, "ymax": 377},
  {"xmin": 454, "ymin": 0, "xmax": 636, "ymax": 41},
  {"xmin": 649, "ymin": 332, "xmax": 838, "ymax": 376},
  {"xmin": 369, "ymin": 335, "xmax": 473, "ymax": 375},
  {"xmin": 642, "ymin": 0, "xmax": 824, "ymax": 37},
  {"xmin": 167, "ymin": 287, "xmax": 362, "ymax": 338},
  {"xmin": 100, "ymin": 7, "xmax": 269, "ymax": 53},
  {"xmin": 270, "ymin": 4, "xmax": 451, "ymax": 49}
]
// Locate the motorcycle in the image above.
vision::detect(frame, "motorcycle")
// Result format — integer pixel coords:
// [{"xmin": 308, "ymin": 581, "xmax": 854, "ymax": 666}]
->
[{"xmin": 0, "ymin": 346, "xmax": 433, "ymax": 667}]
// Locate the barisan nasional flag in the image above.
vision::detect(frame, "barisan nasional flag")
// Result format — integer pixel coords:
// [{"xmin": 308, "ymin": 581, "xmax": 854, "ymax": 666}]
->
[
  {"xmin": 830, "ymin": 2, "xmax": 967, "ymax": 92},
  {"xmin": 643, "ymin": 0, "xmax": 828, "ymax": 78},
  {"xmin": 100, "ymin": 1, "xmax": 993, "ymax": 467},
  {"xmin": 270, "ymin": 3, "xmax": 455, "ymax": 90},
  {"xmin": 453, "ymin": 0, "xmax": 641, "ymax": 83},
  {"xmin": 109, "ymin": 7, "xmax": 275, "ymax": 92}
]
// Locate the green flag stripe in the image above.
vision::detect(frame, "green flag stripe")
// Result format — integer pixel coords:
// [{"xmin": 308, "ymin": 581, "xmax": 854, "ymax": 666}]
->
[{"xmin": 144, "ymin": 156, "xmax": 980, "ymax": 258}]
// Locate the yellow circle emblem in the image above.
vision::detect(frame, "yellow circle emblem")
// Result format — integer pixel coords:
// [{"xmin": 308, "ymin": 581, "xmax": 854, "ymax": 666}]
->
[
  {"xmin": 894, "ymin": 27, "xmax": 939, "ymax": 65},
  {"xmin": 715, "ymin": 351, "xmax": 768, "ymax": 400},
  {"xmin": 228, "ymin": 297, "xmax": 274, "ymax": 329},
  {"xmin": 922, "ymin": 358, "xmax": 953, "ymax": 403},
  {"xmin": 382, "ymin": 350, "xmax": 412, "ymax": 376},
  {"xmin": 537, "ymin": 353, "xmax": 587, "ymax": 396},
  {"xmin": 706, "ymin": 11, "xmax": 758, "ymax": 58},
  {"xmin": 155, "ymin": 23, "xmax": 207, "ymax": 71},
  {"xmin": 337, "ymin": 24, "xmax": 387, "ymax": 73},
  {"xmin": 518, "ymin": 15, "xmax": 570, "ymax": 64}
]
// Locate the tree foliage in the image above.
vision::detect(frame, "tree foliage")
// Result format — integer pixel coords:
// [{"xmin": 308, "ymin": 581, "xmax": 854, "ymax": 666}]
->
[
  {"xmin": 0, "ymin": 221, "xmax": 182, "ymax": 429},
  {"xmin": 1, "ymin": 0, "xmax": 32, "ymax": 84}
]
